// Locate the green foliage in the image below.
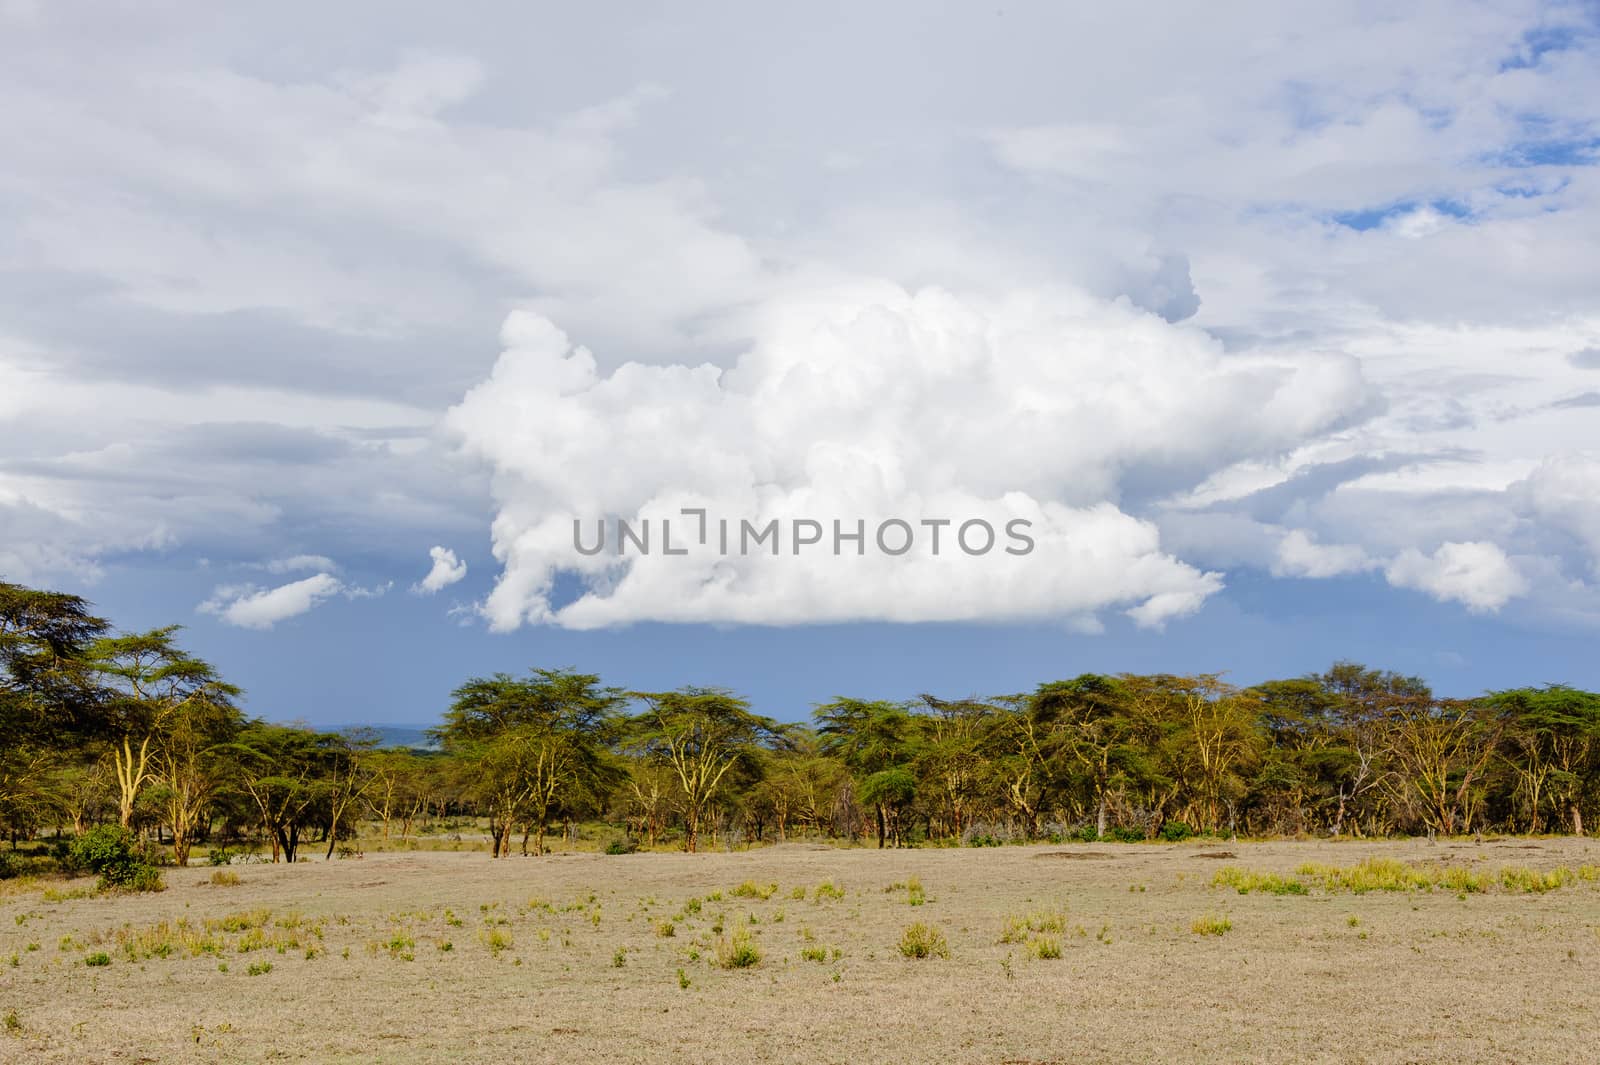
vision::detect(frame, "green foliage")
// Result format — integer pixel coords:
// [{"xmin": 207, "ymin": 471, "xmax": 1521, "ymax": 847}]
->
[
  {"xmin": 246, "ymin": 960, "xmax": 272, "ymax": 976},
  {"xmin": 1159, "ymin": 821, "xmax": 1194, "ymax": 841},
  {"xmin": 731, "ymin": 879, "xmax": 778, "ymax": 899},
  {"xmin": 1025, "ymin": 935, "xmax": 1062, "ymax": 959},
  {"xmin": 715, "ymin": 929, "xmax": 761, "ymax": 969},
  {"xmin": 898, "ymin": 922, "xmax": 949, "ymax": 959},
  {"xmin": 812, "ymin": 880, "xmax": 844, "ymax": 902},
  {"xmin": 1191, "ymin": 914, "xmax": 1233, "ymax": 936},
  {"xmin": 604, "ymin": 838, "xmax": 637, "ymax": 855},
  {"xmin": 1213, "ymin": 867, "xmax": 1308, "ymax": 895},
  {"xmin": 68, "ymin": 825, "xmax": 164, "ymax": 892},
  {"xmin": 84, "ymin": 952, "xmax": 111, "ymax": 966},
  {"xmin": 1000, "ymin": 907, "xmax": 1069, "ymax": 943}
]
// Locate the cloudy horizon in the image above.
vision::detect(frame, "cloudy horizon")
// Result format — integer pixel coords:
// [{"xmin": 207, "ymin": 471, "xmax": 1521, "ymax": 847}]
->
[{"xmin": 4, "ymin": 2, "xmax": 1600, "ymax": 723}]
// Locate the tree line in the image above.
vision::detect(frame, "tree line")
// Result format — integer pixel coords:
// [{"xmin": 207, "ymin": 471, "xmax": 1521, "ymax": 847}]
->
[{"xmin": 3, "ymin": 579, "xmax": 1598, "ymax": 867}]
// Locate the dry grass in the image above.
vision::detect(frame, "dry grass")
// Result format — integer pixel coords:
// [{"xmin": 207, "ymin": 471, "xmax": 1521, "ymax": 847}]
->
[{"xmin": 0, "ymin": 837, "xmax": 1598, "ymax": 1062}]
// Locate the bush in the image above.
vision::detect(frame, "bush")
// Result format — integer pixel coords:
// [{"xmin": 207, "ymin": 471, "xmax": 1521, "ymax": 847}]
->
[
  {"xmin": 1191, "ymin": 914, "xmax": 1233, "ymax": 936},
  {"xmin": 68, "ymin": 826, "xmax": 164, "ymax": 892},
  {"xmin": 731, "ymin": 880, "xmax": 778, "ymax": 900},
  {"xmin": 1159, "ymin": 821, "xmax": 1194, "ymax": 842},
  {"xmin": 604, "ymin": 837, "xmax": 636, "ymax": 855},
  {"xmin": 1026, "ymin": 935, "xmax": 1062, "ymax": 960},
  {"xmin": 898, "ymin": 922, "xmax": 949, "ymax": 959},
  {"xmin": 207, "ymin": 847, "xmax": 236, "ymax": 867},
  {"xmin": 1107, "ymin": 825, "xmax": 1146, "ymax": 843},
  {"xmin": 84, "ymin": 952, "xmax": 111, "ymax": 966},
  {"xmin": 715, "ymin": 929, "xmax": 761, "ymax": 969}
]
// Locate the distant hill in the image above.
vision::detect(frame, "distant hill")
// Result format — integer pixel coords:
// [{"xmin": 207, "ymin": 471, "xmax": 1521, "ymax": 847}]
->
[{"xmin": 334, "ymin": 725, "xmax": 441, "ymax": 751}]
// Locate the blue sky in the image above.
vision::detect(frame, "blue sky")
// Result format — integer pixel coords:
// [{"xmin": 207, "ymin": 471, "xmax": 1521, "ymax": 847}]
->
[{"xmin": 4, "ymin": 3, "xmax": 1600, "ymax": 726}]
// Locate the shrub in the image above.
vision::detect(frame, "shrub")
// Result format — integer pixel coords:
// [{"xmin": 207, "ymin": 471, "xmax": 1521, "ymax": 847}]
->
[
  {"xmin": 1296, "ymin": 859, "xmax": 1489, "ymax": 894},
  {"xmin": 898, "ymin": 922, "xmax": 949, "ymax": 959},
  {"xmin": 1191, "ymin": 914, "xmax": 1233, "ymax": 936},
  {"xmin": 3, "ymin": 1009, "xmax": 19, "ymax": 1033},
  {"xmin": 479, "ymin": 928, "xmax": 513, "ymax": 956},
  {"xmin": 999, "ymin": 907, "xmax": 1069, "ymax": 943},
  {"xmin": 654, "ymin": 920, "xmax": 676, "ymax": 938},
  {"xmin": 799, "ymin": 945, "xmax": 828, "ymax": 963},
  {"xmin": 604, "ymin": 838, "xmax": 636, "ymax": 855},
  {"xmin": 812, "ymin": 880, "xmax": 844, "ymax": 902},
  {"xmin": 68, "ymin": 826, "xmax": 164, "ymax": 893},
  {"xmin": 1026, "ymin": 935, "xmax": 1062, "ymax": 960},
  {"xmin": 612, "ymin": 947, "xmax": 627, "ymax": 968},
  {"xmin": 246, "ymin": 961, "xmax": 272, "ymax": 976},
  {"xmin": 84, "ymin": 952, "xmax": 111, "ymax": 966},
  {"xmin": 731, "ymin": 880, "xmax": 778, "ymax": 900},
  {"xmin": 207, "ymin": 847, "xmax": 235, "ymax": 867},
  {"xmin": 210, "ymin": 870, "xmax": 241, "ymax": 887},
  {"xmin": 1159, "ymin": 821, "xmax": 1194, "ymax": 842},
  {"xmin": 1107, "ymin": 825, "xmax": 1146, "ymax": 843},
  {"xmin": 1213, "ymin": 868, "xmax": 1307, "ymax": 895},
  {"xmin": 715, "ymin": 929, "xmax": 761, "ymax": 969}
]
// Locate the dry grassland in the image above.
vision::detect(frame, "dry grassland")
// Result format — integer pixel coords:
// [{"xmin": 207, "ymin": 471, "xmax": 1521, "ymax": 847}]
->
[{"xmin": 3, "ymin": 837, "xmax": 1599, "ymax": 1063}]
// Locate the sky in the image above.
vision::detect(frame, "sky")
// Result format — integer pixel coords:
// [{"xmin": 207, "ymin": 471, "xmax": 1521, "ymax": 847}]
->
[{"xmin": 4, "ymin": 2, "xmax": 1600, "ymax": 726}]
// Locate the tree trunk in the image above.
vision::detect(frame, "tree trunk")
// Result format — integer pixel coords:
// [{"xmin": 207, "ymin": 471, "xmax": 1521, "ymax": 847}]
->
[{"xmin": 1573, "ymin": 804, "xmax": 1584, "ymax": 838}]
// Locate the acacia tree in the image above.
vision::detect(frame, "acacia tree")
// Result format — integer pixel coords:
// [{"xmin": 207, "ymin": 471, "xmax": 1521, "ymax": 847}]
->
[
  {"xmin": 436, "ymin": 669, "xmax": 624, "ymax": 857},
  {"xmin": 1384, "ymin": 697, "xmax": 1503, "ymax": 835},
  {"xmin": 0, "ymin": 583, "xmax": 109, "ymax": 832},
  {"xmin": 1488, "ymin": 686, "xmax": 1600, "ymax": 835},
  {"xmin": 1032, "ymin": 675, "xmax": 1135, "ymax": 838},
  {"xmin": 916, "ymin": 695, "xmax": 992, "ymax": 839},
  {"xmin": 362, "ymin": 748, "xmax": 428, "ymax": 840},
  {"xmin": 630, "ymin": 688, "xmax": 779, "ymax": 853},
  {"xmin": 815, "ymin": 698, "xmax": 918, "ymax": 848},
  {"xmin": 88, "ymin": 627, "xmax": 239, "ymax": 828},
  {"xmin": 227, "ymin": 724, "xmax": 331, "ymax": 862},
  {"xmin": 150, "ymin": 691, "xmax": 244, "ymax": 864}
]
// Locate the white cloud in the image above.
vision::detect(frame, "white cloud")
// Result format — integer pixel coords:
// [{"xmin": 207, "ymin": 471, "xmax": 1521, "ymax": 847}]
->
[
  {"xmin": 446, "ymin": 289, "xmax": 1364, "ymax": 630},
  {"xmin": 1385, "ymin": 541, "xmax": 1528, "ymax": 613},
  {"xmin": 264, "ymin": 554, "xmax": 337, "ymax": 574},
  {"xmin": 199, "ymin": 573, "xmax": 344, "ymax": 629},
  {"xmin": 413, "ymin": 545, "xmax": 467, "ymax": 594},
  {"xmin": 3, "ymin": 6, "xmax": 1600, "ymax": 635},
  {"xmin": 1271, "ymin": 530, "xmax": 1374, "ymax": 579},
  {"xmin": 197, "ymin": 572, "xmax": 390, "ymax": 629}
]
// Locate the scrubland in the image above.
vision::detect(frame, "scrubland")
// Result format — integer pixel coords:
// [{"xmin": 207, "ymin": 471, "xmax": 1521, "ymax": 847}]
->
[{"xmin": 2, "ymin": 837, "xmax": 1599, "ymax": 1064}]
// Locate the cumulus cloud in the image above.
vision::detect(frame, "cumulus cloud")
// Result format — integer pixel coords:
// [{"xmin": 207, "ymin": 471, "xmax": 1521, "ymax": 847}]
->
[
  {"xmin": 198, "ymin": 572, "xmax": 389, "ymax": 629},
  {"xmin": 446, "ymin": 288, "xmax": 1366, "ymax": 630},
  {"xmin": 1271, "ymin": 530, "xmax": 1374, "ymax": 580},
  {"xmin": 1385, "ymin": 541, "xmax": 1527, "ymax": 613},
  {"xmin": 413, "ymin": 545, "xmax": 467, "ymax": 594}
]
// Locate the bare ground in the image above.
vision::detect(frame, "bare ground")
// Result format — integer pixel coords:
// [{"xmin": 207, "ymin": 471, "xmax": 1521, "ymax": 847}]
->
[{"xmin": 2, "ymin": 837, "xmax": 1599, "ymax": 1064}]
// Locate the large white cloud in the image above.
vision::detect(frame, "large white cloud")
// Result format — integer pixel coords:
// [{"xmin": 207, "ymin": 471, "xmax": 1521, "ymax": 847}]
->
[
  {"xmin": 1385, "ymin": 541, "xmax": 1528, "ymax": 613},
  {"xmin": 2, "ymin": 4, "xmax": 1600, "ymax": 639},
  {"xmin": 446, "ymin": 285, "xmax": 1367, "ymax": 630}
]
